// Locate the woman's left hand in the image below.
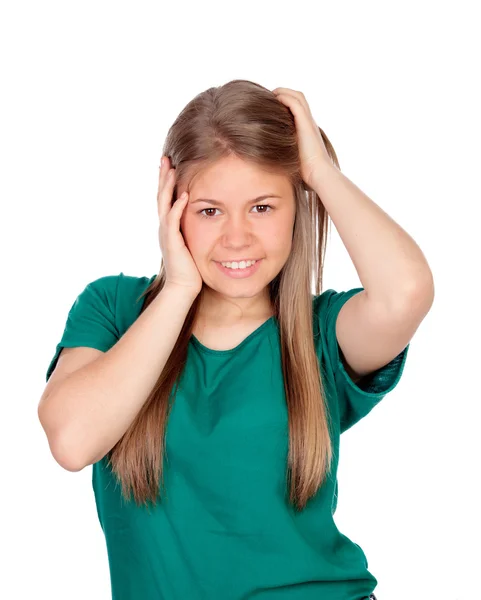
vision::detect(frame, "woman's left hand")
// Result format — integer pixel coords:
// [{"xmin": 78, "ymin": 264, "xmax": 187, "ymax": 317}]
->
[{"xmin": 272, "ymin": 87, "xmax": 332, "ymax": 189}]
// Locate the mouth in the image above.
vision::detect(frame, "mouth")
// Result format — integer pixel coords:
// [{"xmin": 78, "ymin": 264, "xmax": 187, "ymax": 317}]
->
[{"xmin": 214, "ymin": 258, "xmax": 263, "ymax": 279}]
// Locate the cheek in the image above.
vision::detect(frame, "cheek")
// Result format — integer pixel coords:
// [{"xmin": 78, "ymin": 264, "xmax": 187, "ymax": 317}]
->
[{"xmin": 264, "ymin": 221, "xmax": 290, "ymax": 245}]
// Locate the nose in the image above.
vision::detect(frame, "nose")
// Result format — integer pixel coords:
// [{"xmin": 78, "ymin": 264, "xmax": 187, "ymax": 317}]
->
[
  {"xmin": 224, "ymin": 233, "xmax": 252, "ymax": 247},
  {"xmin": 222, "ymin": 214, "xmax": 255, "ymax": 242}
]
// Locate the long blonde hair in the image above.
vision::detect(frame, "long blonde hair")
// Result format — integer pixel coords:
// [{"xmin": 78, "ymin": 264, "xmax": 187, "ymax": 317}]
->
[{"xmin": 106, "ymin": 79, "xmax": 341, "ymax": 512}]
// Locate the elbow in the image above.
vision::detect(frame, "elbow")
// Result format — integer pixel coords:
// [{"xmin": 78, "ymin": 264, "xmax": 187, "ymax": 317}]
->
[
  {"xmin": 406, "ymin": 274, "xmax": 435, "ymax": 316},
  {"xmin": 392, "ymin": 272, "xmax": 435, "ymax": 317},
  {"xmin": 38, "ymin": 407, "xmax": 87, "ymax": 472},
  {"xmin": 52, "ymin": 433, "xmax": 87, "ymax": 472}
]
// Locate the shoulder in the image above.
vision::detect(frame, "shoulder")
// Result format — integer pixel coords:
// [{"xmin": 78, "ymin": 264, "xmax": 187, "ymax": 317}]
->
[
  {"xmin": 115, "ymin": 272, "xmax": 157, "ymax": 334},
  {"xmin": 75, "ymin": 272, "xmax": 155, "ymax": 316},
  {"xmin": 312, "ymin": 287, "xmax": 364, "ymax": 323},
  {"xmin": 312, "ymin": 287, "xmax": 365, "ymax": 381},
  {"xmin": 83, "ymin": 273, "xmax": 120, "ymax": 292},
  {"xmin": 69, "ymin": 273, "xmax": 121, "ymax": 314},
  {"xmin": 116, "ymin": 272, "xmax": 157, "ymax": 304}
]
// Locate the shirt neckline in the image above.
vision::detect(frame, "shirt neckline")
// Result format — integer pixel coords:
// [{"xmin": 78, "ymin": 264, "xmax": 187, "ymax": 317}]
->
[{"xmin": 190, "ymin": 315, "xmax": 277, "ymax": 356}]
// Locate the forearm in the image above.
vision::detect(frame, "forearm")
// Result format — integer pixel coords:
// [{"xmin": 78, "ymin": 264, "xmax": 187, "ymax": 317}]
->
[{"xmin": 312, "ymin": 163, "xmax": 434, "ymax": 311}]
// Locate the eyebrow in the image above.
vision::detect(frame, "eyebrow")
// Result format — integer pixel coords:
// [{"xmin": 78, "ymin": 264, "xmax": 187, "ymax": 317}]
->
[{"xmin": 190, "ymin": 194, "xmax": 282, "ymax": 206}]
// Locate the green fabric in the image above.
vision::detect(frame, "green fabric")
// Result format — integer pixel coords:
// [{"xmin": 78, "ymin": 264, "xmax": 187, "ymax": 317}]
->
[{"xmin": 46, "ymin": 273, "xmax": 409, "ymax": 600}]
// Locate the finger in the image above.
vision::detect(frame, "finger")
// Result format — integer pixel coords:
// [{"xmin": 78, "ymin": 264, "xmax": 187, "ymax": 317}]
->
[
  {"xmin": 157, "ymin": 159, "xmax": 172, "ymax": 191},
  {"xmin": 273, "ymin": 87, "xmax": 304, "ymax": 99},
  {"xmin": 166, "ymin": 191, "xmax": 188, "ymax": 225},
  {"xmin": 171, "ymin": 192, "xmax": 189, "ymax": 217},
  {"xmin": 157, "ymin": 156, "xmax": 173, "ymax": 199},
  {"xmin": 157, "ymin": 167, "xmax": 177, "ymax": 218},
  {"xmin": 158, "ymin": 156, "xmax": 170, "ymax": 183},
  {"xmin": 273, "ymin": 88, "xmax": 310, "ymax": 113}
]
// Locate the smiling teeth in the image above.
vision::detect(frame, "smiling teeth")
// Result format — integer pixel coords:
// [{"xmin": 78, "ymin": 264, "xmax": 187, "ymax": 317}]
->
[{"xmin": 221, "ymin": 260, "xmax": 257, "ymax": 269}]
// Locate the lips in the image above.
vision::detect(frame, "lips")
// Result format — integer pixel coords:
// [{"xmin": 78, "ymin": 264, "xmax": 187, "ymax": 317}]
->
[{"xmin": 216, "ymin": 259, "xmax": 260, "ymax": 263}]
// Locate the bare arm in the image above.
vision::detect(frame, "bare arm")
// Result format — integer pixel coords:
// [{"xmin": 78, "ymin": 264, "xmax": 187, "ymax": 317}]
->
[{"xmin": 39, "ymin": 284, "xmax": 198, "ymax": 471}]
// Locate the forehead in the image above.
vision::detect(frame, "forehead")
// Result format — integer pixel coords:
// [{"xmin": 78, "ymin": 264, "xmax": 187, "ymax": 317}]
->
[{"xmin": 188, "ymin": 156, "xmax": 291, "ymax": 200}]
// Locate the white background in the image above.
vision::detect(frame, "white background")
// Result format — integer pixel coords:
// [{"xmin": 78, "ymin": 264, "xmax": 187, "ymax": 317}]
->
[{"xmin": 2, "ymin": 1, "xmax": 479, "ymax": 599}]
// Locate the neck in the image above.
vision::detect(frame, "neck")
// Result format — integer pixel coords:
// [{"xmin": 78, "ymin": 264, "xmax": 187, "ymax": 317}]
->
[{"xmin": 196, "ymin": 287, "xmax": 273, "ymax": 325}]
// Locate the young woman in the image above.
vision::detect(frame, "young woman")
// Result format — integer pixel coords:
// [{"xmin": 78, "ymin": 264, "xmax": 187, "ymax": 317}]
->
[{"xmin": 38, "ymin": 80, "xmax": 434, "ymax": 600}]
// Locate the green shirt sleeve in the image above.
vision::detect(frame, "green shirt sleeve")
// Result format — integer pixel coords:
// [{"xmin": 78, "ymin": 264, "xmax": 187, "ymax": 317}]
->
[
  {"xmin": 322, "ymin": 287, "xmax": 410, "ymax": 434},
  {"xmin": 46, "ymin": 274, "xmax": 121, "ymax": 382}
]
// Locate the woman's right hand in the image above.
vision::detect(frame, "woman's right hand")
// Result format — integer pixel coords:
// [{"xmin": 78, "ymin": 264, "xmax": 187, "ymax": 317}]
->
[{"xmin": 157, "ymin": 156, "xmax": 203, "ymax": 296}]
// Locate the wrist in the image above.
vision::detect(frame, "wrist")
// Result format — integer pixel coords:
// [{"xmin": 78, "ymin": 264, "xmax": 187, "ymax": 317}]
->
[{"xmin": 163, "ymin": 282, "xmax": 201, "ymax": 301}]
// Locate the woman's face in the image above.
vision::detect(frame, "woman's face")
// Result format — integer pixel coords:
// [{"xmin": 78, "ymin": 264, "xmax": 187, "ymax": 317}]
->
[{"xmin": 177, "ymin": 155, "xmax": 296, "ymax": 304}]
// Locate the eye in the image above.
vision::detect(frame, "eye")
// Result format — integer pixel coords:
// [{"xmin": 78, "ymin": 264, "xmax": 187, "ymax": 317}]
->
[{"xmin": 198, "ymin": 205, "xmax": 274, "ymax": 219}]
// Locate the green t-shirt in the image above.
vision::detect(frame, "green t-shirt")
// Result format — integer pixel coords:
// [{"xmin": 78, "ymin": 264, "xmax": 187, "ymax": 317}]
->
[{"xmin": 46, "ymin": 272, "xmax": 409, "ymax": 600}]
